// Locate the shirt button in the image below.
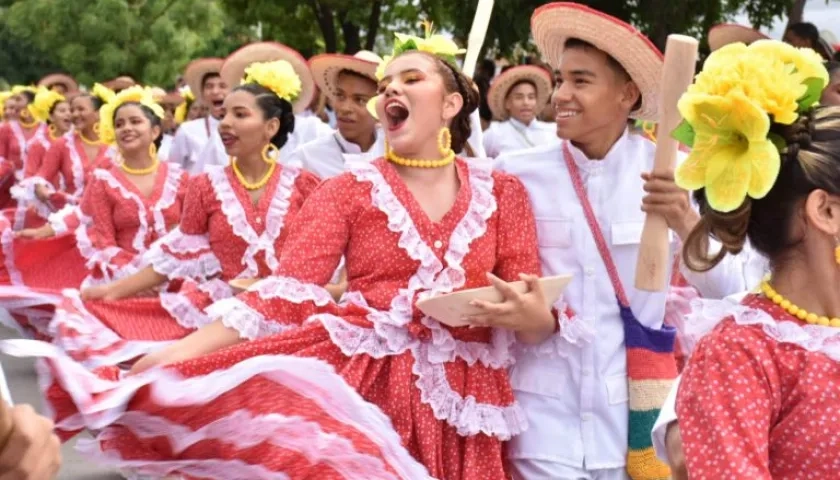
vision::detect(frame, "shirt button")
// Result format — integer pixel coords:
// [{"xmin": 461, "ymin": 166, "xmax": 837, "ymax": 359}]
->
[
  {"xmin": 582, "ymin": 413, "xmax": 593, "ymax": 422},
  {"xmin": 585, "ymin": 267, "xmax": 595, "ymax": 276},
  {"xmin": 433, "ymin": 240, "xmax": 443, "ymax": 249},
  {"xmin": 256, "ymin": 217, "xmax": 262, "ymax": 224},
  {"xmin": 582, "ymin": 368, "xmax": 592, "ymax": 376}
]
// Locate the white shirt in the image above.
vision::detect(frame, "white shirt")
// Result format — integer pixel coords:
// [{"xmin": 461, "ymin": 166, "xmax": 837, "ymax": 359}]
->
[
  {"xmin": 483, "ymin": 118, "xmax": 558, "ymax": 158},
  {"xmin": 0, "ymin": 363, "xmax": 10, "ymax": 404},
  {"xmin": 158, "ymin": 134, "xmax": 173, "ymax": 163},
  {"xmin": 168, "ymin": 117, "xmax": 218, "ymax": 174},
  {"xmin": 291, "ymin": 129, "xmax": 384, "ymax": 180},
  {"xmin": 496, "ymin": 131, "xmax": 747, "ymax": 471},
  {"xmin": 288, "ymin": 114, "xmax": 335, "ymax": 153},
  {"xmin": 651, "ymin": 248, "xmax": 769, "ymax": 464}
]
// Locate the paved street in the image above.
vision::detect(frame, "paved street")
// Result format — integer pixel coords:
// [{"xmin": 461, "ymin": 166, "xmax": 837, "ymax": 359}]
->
[{"xmin": 0, "ymin": 326, "xmax": 121, "ymax": 480}]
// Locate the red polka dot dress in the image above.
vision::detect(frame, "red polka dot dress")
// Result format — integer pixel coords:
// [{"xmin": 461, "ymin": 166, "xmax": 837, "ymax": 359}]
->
[
  {"xmin": 45, "ymin": 163, "xmax": 319, "ymax": 370},
  {"xmin": 30, "ymin": 158, "xmax": 541, "ymax": 480},
  {"xmin": 0, "ymin": 162, "xmax": 187, "ymax": 341},
  {"xmin": 677, "ymin": 294, "xmax": 840, "ymax": 479},
  {"xmin": 0, "ymin": 121, "xmax": 46, "ymax": 209}
]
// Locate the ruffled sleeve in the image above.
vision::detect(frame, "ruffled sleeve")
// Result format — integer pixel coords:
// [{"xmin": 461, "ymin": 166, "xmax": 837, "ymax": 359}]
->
[
  {"xmin": 23, "ymin": 140, "xmax": 47, "ymax": 179},
  {"xmin": 143, "ymin": 173, "xmax": 221, "ymax": 281},
  {"xmin": 48, "ymin": 204, "xmax": 83, "ymax": 235},
  {"xmin": 206, "ymin": 174, "xmax": 354, "ymax": 340},
  {"xmin": 0, "ymin": 124, "xmax": 9, "ymax": 163},
  {"xmin": 676, "ymin": 319, "xmax": 779, "ymax": 479},
  {"xmin": 74, "ymin": 174, "xmax": 139, "ymax": 281}
]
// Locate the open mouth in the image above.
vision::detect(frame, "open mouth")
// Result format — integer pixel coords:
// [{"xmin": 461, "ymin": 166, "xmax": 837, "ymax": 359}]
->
[
  {"xmin": 384, "ymin": 100, "xmax": 409, "ymax": 132},
  {"xmin": 220, "ymin": 132, "xmax": 238, "ymax": 146},
  {"xmin": 556, "ymin": 109, "xmax": 580, "ymax": 120},
  {"xmin": 212, "ymin": 100, "xmax": 224, "ymax": 109}
]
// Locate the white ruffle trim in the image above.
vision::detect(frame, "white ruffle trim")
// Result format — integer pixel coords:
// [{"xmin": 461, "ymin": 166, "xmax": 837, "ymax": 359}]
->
[
  {"xmin": 48, "ymin": 205, "xmax": 81, "ymax": 235},
  {"xmin": 66, "ymin": 134, "xmax": 87, "ymax": 195},
  {"xmin": 0, "ymin": 340, "xmax": 434, "ymax": 480},
  {"xmin": 1, "ymin": 223, "xmax": 23, "ymax": 285},
  {"xmin": 208, "ymin": 163, "xmax": 300, "ymax": 277},
  {"xmin": 515, "ymin": 299, "xmax": 595, "ymax": 359},
  {"xmin": 686, "ymin": 298, "xmax": 840, "ymax": 362},
  {"xmin": 145, "ymin": 228, "xmax": 222, "ymax": 281},
  {"xmin": 160, "ymin": 293, "xmax": 215, "ymax": 331},
  {"xmin": 210, "ymin": 298, "xmax": 297, "ymax": 340},
  {"xmin": 251, "ymin": 275, "xmax": 335, "ymax": 307}
]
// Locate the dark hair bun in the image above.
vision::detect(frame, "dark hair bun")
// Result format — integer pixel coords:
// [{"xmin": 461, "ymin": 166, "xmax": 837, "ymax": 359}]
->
[{"xmin": 233, "ymin": 83, "xmax": 295, "ymax": 149}]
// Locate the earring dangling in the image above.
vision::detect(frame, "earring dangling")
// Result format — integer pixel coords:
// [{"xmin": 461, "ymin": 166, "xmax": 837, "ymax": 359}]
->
[
  {"xmin": 92, "ymin": 122, "xmax": 100, "ymax": 135},
  {"xmin": 834, "ymin": 237, "xmax": 840, "ymax": 265},
  {"xmin": 261, "ymin": 143, "xmax": 279, "ymax": 164},
  {"xmin": 149, "ymin": 143, "xmax": 157, "ymax": 160},
  {"xmin": 437, "ymin": 127, "xmax": 452, "ymax": 157}
]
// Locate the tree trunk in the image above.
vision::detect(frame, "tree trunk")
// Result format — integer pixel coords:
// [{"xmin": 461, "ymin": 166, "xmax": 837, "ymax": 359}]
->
[
  {"xmin": 784, "ymin": 0, "xmax": 807, "ymax": 32},
  {"xmin": 364, "ymin": 0, "xmax": 383, "ymax": 51},
  {"xmin": 308, "ymin": 0, "xmax": 337, "ymax": 53},
  {"xmin": 337, "ymin": 10, "xmax": 361, "ymax": 53}
]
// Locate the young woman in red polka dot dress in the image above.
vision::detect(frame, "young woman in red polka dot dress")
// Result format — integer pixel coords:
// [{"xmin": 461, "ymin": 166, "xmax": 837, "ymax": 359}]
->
[
  {"xmin": 673, "ymin": 43, "xmax": 840, "ymax": 478},
  {"xmin": 0, "ymin": 36, "xmax": 571, "ymax": 479}
]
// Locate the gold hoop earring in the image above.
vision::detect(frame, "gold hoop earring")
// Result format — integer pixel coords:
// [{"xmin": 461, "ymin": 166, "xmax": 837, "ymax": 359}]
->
[
  {"xmin": 834, "ymin": 237, "xmax": 840, "ymax": 265},
  {"xmin": 437, "ymin": 127, "xmax": 452, "ymax": 157},
  {"xmin": 149, "ymin": 143, "xmax": 157, "ymax": 159},
  {"xmin": 262, "ymin": 143, "xmax": 279, "ymax": 163},
  {"xmin": 93, "ymin": 122, "xmax": 100, "ymax": 135},
  {"xmin": 48, "ymin": 124, "xmax": 57, "ymax": 138}
]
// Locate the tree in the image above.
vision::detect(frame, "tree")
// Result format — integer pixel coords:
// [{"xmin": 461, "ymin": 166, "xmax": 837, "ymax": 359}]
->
[{"xmin": 2, "ymin": 0, "xmax": 228, "ymax": 87}]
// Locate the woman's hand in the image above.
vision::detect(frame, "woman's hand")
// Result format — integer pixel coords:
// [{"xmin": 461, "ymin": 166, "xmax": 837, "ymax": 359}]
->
[
  {"xmin": 129, "ymin": 320, "xmax": 244, "ymax": 375},
  {"xmin": 464, "ymin": 273, "xmax": 555, "ymax": 341},
  {"xmin": 15, "ymin": 224, "xmax": 55, "ymax": 240},
  {"xmin": 34, "ymin": 185, "xmax": 50, "ymax": 203},
  {"xmin": 80, "ymin": 284, "xmax": 119, "ymax": 301},
  {"xmin": 0, "ymin": 403, "xmax": 62, "ymax": 480},
  {"xmin": 666, "ymin": 421, "xmax": 688, "ymax": 480}
]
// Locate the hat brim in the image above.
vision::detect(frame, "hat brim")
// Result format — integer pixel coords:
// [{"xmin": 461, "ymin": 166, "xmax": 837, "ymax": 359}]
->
[
  {"xmin": 487, "ymin": 65, "xmax": 553, "ymax": 121},
  {"xmin": 161, "ymin": 92, "xmax": 184, "ymax": 106},
  {"xmin": 38, "ymin": 74, "xmax": 79, "ymax": 93},
  {"xmin": 184, "ymin": 58, "xmax": 224, "ymax": 104},
  {"xmin": 309, "ymin": 54, "xmax": 378, "ymax": 101},
  {"xmin": 708, "ymin": 24, "xmax": 768, "ymax": 51},
  {"xmin": 531, "ymin": 2, "xmax": 663, "ymax": 121},
  {"xmin": 221, "ymin": 42, "xmax": 314, "ymax": 114},
  {"xmin": 102, "ymin": 77, "xmax": 136, "ymax": 92}
]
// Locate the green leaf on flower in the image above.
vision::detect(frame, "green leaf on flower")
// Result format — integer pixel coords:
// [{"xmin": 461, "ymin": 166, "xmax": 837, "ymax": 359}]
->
[
  {"xmin": 768, "ymin": 132, "xmax": 787, "ymax": 153},
  {"xmin": 797, "ymin": 77, "xmax": 825, "ymax": 111},
  {"xmin": 671, "ymin": 119, "xmax": 696, "ymax": 148},
  {"xmin": 394, "ymin": 39, "xmax": 419, "ymax": 56}
]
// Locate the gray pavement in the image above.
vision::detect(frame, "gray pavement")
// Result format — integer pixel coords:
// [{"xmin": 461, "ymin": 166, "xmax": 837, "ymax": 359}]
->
[{"xmin": 0, "ymin": 326, "xmax": 121, "ymax": 480}]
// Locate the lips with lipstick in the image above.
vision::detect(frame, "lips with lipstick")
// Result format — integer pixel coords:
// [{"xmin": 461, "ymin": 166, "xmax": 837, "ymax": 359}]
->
[
  {"xmin": 220, "ymin": 131, "xmax": 238, "ymax": 147},
  {"xmin": 383, "ymin": 99, "xmax": 409, "ymax": 132}
]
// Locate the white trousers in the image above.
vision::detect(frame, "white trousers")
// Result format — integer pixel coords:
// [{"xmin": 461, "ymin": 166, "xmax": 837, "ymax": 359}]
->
[{"xmin": 509, "ymin": 459, "xmax": 630, "ymax": 480}]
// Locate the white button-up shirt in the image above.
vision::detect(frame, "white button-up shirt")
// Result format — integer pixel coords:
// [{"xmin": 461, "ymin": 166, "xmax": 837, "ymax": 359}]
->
[
  {"xmin": 483, "ymin": 118, "xmax": 558, "ymax": 158},
  {"xmin": 168, "ymin": 117, "xmax": 218, "ymax": 173},
  {"xmin": 291, "ymin": 129, "xmax": 384, "ymax": 179},
  {"xmin": 496, "ymin": 131, "xmax": 747, "ymax": 471}
]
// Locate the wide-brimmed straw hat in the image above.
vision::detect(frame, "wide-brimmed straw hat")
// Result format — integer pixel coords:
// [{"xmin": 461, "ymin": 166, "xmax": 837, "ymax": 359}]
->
[
  {"xmin": 487, "ymin": 65, "xmax": 553, "ymax": 121},
  {"xmin": 102, "ymin": 76, "xmax": 136, "ymax": 92},
  {"xmin": 183, "ymin": 58, "xmax": 224, "ymax": 104},
  {"xmin": 708, "ymin": 24, "xmax": 769, "ymax": 51},
  {"xmin": 309, "ymin": 50, "xmax": 381, "ymax": 100},
  {"xmin": 531, "ymin": 2, "xmax": 663, "ymax": 121},
  {"xmin": 221, "ymin": 42, "xmax": 315, "ymax": 114},
  {"xmin": 38, "ymin": 73, "xmax": 79, "ymax": 93}
]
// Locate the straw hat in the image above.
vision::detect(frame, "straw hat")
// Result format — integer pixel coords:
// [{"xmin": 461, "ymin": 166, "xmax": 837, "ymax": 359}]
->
[
  {"xmin": 221, "ymin": 42, "xmax": 315, "ymax": 114},
  {"xmin": 531, "ymin": 2, "xmax": 663, "ymax": 121},
  {"xmin": 37, "ymin": 73, "xmax": 79, "ymax": 93},
  {"xmin": 309, "ymin": 50, "xmax": 381, "ymax": 100},
  {"xmin": 183, "ymin": 58, "xmax": 224, "ymax": 104},
  {"xmin": 708, "ymin": 24, "xmax": 768, "ymax": 51},
  {"xmin": 487, "ymin": 65, "xmax": 553, "ymax": 121},
  {"xmin": 102, "ymin": 76, "xmax": 136, "ymax": 92}
]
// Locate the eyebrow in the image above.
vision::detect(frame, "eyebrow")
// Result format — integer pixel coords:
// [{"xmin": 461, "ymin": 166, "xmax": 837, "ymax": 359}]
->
[
  {"xmin": 564, "ymin": 69, "xmax": 597, "ymax": 78},
  {"xmin": 379, "ymin": 68, "xmax": 424, "ymax": 83}
]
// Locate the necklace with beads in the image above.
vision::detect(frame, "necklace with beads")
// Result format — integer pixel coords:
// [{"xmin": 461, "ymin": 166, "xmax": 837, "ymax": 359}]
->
[
  {"xmin": 79, "ymin": 131, "xmax": 101, "ymax": 146},
  {"xmin": 385, "ymin": 145, "xmax": 454, "ymax": 168},
  {"xmin": 19, "ymin": 118, "xmax": 38, "ymax": 129},
  {"xmin": 231, "ymin": 158, "xmax": 276, "ymax": 191},
  {"xmin": 121, "ymin": 157, "xmax": 159, "ymax": 176},
  {"xmin": 761, "ymin": 281, "xmax": 840, "ymax": 328}
]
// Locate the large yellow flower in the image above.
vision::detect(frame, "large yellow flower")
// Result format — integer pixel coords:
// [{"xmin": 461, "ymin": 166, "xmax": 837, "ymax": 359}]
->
[
  {"xmin": 748, "ymin": 39, "xmax": 829, "ymax": 89},
  {"xmin": 243, "ymin": 60, "xmax": 301, "ymax": 103},
  {"xmin": 675, "ymin": 92, "xmax": 780, "ymax": 213}
]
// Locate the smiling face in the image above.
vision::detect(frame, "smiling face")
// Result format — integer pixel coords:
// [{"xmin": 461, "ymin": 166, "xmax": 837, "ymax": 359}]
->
[
  {"xmin": 50, "ymin": 101, "xmax": 72, "ymax": 133},
  {"xmin": 333, "ymin": 70, "xmax": 377, "ymax": 144},
  {"xmin": 3, "ymin": 98, "xmax": 19, "ymax": 121},
  {"xmin": 552, "ymin": 43, "xmax": 640, "ymax": 144},
  {"xmin": 218, "ymin": 89, "xmax": 281, "ymax": 160},
  {"xmin": 71, "ymin": 95, "xmax": 99, "ymax": 132},
  {"xmin": 202, "ymin": 73, "xmax": 229, "ymax": 120},
  {"xmin": 504, "ymin": 80, "xmax": 538, "ymax": 124},
  {"xmin": 376, "ymin": 52, "xmax": 463, "ymax": 159},
  {"xmin": 114, "ymin": 104, "xmax": 161, "ymax": 157}
]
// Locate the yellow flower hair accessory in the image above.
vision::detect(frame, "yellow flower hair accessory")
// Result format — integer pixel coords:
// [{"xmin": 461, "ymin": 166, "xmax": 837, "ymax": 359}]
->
[
  {"xmin": 241, "ymin": 60, "xmax": 302, "ymax": 103},
  {"xmin": 28, "ymin": 87, "xmax": 66, "ymax": 123},
  {"xmin": 90, "ymin": 83, "xmax": 117, "ymax": 105},
  {"xmin": 11, "ymin": 85, "xmax": 37, "ymax": 96},
  {"xmin": 375, "ymin": 21, "xmax": 467, "ymax": 80},
  {"xmin": 174, "ymin": 85, "xmax": 195, "ymax": 124},
  {"xmin": 98, "ymin": 86, "xmax": 165, "ymax": 146},
  {"xmin": 672, "ymin": 40, "xmax": 830, "ymax": 213}
]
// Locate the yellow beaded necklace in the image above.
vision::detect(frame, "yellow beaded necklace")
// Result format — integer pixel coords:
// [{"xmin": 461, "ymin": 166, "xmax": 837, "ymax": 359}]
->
[
  {"xmin": 79, "ymin": 131, "xmax": 101, "ymax": 146},
  {"xmin": 19, "ymin": 118, "xmax": 38, "ymax": 129},
  {"xmin": 386, "ymin": 148, "xmax": 454, "ymax": 168},
  {"xmin": 761, "ymin": 281, "xmax": 840, "ymax": 328},
  {"xmin": 231, "ymin": 158, "xmax": 276, "ymax": 191},
  {"xmin": 121, "ymin": 158, "xmax": 159, "ymax": 176}
]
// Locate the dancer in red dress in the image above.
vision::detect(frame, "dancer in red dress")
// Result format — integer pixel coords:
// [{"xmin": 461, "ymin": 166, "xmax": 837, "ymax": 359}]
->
[
  {"xmin": 0, "ymin": 86, "xmax": 188, "ymax": 340},
  {"xmin": 0, "ymin": 87, "xmax": 48, "ymax": 209},
  {"xmin": 0, "ymin": 31, "xmax": 574, "ymax": 480},
  {"xmin": 671, "ymin": 41, "xmax": 840, "ymax": 478}
]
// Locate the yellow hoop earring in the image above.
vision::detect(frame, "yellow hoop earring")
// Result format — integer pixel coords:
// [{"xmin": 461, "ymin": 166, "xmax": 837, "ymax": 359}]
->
[
  {"xmin": 93, "ymin": 122, "xmax": 100, "ymax": 135},
  {"xmin": 149, "ymin": 143, "xmax": 158, "ymax": 159},
  {"xmin": 437, "ymin": 127, "xmax": 452, "ymax": 157},
  {"xmin": 835, "ymin": 238, "xmax": 840, "ymax": 265},
  {"xmin": 262, "ymin": 143, "xmax": 279, "ymax": 163}
]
